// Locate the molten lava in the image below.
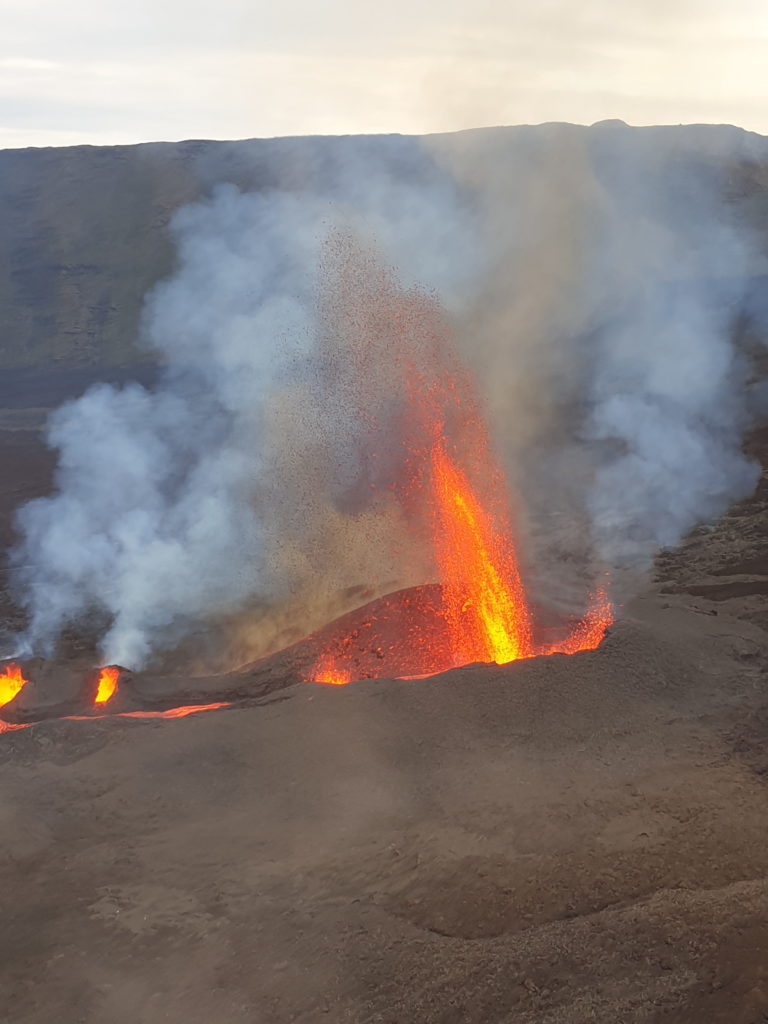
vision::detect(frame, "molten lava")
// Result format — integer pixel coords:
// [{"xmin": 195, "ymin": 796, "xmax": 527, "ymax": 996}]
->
[
  {"xmin": 69, "ymin": 702, "xmax": 231, "ymax": 722},
  {"xmin": 311, "ymin": 657, "xmax": 352, "ymax": 686},
  {"xmin": 115, "ymin": 703, "xmax": 230, "ymax": 720},
  {"xmin": 94, "ymin": 665, "xmax": 119, "ymax": 704},
  {"xmin": 0, "ymin": 662, "xmax": 28, "ymax": 709},
  {"xmin": 0, "ymin": 718, "xmax": 30, "ymax": 734},
  {"xmin": 431, "ymin": 440, "xmax": 532, "ymax": 667}
]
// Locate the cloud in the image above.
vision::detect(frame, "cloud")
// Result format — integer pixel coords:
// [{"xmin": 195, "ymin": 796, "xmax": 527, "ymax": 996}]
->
[{"xmin": 2, "ymin": 1, "xmax": 768, "ymax": 148}]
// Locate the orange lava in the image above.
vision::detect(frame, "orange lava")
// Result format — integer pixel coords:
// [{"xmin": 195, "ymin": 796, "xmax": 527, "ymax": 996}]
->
[
  {"xmin": 310, "ymin": 657, "xmax": 352, "ymax": 686},
  {"xmin": 94, "ymin": 665, "xmax": 119, "ymax": 704},
  {"xmin": 67, "ymin": 702, "xmax": 231, "ymax": 722},
  {"xmin": 0, "ymin": 700, "xmax": 231, "ymax": 738},
  {"xmin": 431, "ymin": 440, "xmax": 532, "ymax": 667},
  {"xmin": 112, "ymin": 703, "xmax": 231, "ymax": 720},
  {"xmin": 543, "ymin": 584, "xmax": 613, "ymax": 656},
  {"xmin": 0, "ymin": 718, "xmax": 31, "ymax": 734},
  {"xmin": 0, "ymin": 663, "xmax": 28, "ymax": 709}
]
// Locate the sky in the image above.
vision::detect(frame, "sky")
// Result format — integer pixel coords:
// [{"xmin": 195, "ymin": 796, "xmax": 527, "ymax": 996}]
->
[{"xmin": 2, "ymin": 0, "xmax": 768, "ymax": 149}]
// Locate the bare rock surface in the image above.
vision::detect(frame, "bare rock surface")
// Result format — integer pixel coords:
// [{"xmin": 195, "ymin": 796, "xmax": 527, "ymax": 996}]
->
[{"xmin": 1, "ymin": 546, "xmax": 768, "ymax": 1023}]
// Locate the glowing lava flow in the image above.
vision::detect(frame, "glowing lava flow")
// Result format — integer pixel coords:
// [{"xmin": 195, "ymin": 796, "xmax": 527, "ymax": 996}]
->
[
  {"xmin": 0, "ymin": 662, "xmax": 28, "ymax": 708},
  {"xmin": 0, "ymin": 719, "xmax": 30, "ymax": 734},
  {"xmin": 68, "ymin": 702, "xmax": 231, "ymax": 722},
  {"xmin": 0, "ymin": 694, "xmax": 230, "ymax": 737},
  {"xmin": 95, "ymin": 665, "xmax": 119, "ymax": 704}
]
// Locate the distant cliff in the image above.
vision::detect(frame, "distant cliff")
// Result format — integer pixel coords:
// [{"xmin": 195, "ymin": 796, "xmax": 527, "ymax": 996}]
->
[{"xmin": 1, "ymin": 122, "xmax": 767, "ymax": 391}]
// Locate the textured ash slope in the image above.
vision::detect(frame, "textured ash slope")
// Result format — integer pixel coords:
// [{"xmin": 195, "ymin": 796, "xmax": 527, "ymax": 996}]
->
[{"xmin": 656, "ymin": 424, "xmax": 768, "ymax": 626}]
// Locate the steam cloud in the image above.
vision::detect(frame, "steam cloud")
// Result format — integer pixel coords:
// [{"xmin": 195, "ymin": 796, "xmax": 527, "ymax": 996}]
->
[{"xmin": 10, "ymin": 126, "xmax": 767, "ymax": 668}]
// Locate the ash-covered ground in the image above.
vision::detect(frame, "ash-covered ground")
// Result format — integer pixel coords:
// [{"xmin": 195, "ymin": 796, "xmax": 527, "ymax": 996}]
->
[{"xmin": 1, "ymin": 412, "xmax": 767, "ymax": 1022}]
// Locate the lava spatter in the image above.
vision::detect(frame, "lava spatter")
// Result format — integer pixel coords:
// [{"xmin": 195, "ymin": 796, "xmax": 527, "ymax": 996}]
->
[
  {"xmin": 0, "ymin": 663, "xmax": 28, "ymax": 709},
  {"xmin": 94, "ymin": 665, "xmax": 120, "ymax": 704}
]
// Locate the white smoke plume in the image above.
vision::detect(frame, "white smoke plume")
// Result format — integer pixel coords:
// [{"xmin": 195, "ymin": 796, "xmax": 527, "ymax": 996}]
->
[
  {"xmin": 430, "ymin": 123, "xmax": 767, "ymax": 600},
  {"xmin": 10, "ymin": 126, "xmax": 768, "ymax": 667},
  {"xmin": 577, "ymin": 129, "xmax": 765, "ymax": 569},
  {"xmin": 11, "ymin": 155, "xmax": 480, "ymax": 668}
]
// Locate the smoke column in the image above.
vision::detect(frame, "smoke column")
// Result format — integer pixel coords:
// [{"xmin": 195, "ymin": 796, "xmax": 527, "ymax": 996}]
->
[{"xmin": 11, "ymin": 155, "xmax": 479, "ymax": 668}]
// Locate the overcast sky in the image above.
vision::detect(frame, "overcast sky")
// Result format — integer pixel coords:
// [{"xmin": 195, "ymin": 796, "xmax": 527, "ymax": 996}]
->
[{"xmin": 2, "ymin": 0, "xmax": 768, "ymax": 149}]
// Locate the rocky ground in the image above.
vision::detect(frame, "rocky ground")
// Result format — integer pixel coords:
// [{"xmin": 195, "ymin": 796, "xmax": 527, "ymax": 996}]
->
[{"xmin": 0, "ymin": 424, "xmax": 767, "ymax": 1023}]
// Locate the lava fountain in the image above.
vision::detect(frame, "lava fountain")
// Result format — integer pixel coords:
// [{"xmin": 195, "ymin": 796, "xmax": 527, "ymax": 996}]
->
[
  {"xmin": 94, "ymin": 665, "xmax": 120, "ymax": 704},
  {"xmin": 430, "ymin": 437, "xmax": 532, "ymax": 667},
  {"xmin": 306, "ymin": 235, "xmax": 613, "ymax": 685}
]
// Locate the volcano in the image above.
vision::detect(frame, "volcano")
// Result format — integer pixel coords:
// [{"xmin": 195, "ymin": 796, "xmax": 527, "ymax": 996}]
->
[{"xmin": 0, "ymin": 576, "xmax": 610, "ymax": 730}]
